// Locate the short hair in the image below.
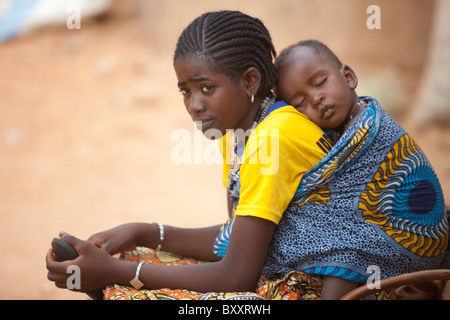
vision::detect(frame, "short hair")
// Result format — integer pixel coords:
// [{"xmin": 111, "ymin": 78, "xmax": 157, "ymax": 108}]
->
[
  {"xmin": 174, "ymin": 10, "xmax": 278, "ymax": 97},
  {"xmin": 275, "ymin": 39, "xmax": 343, "ymax": 70}
]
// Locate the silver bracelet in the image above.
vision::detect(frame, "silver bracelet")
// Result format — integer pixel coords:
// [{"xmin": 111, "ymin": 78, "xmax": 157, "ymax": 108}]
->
[
  {"xmin": 130, "ymin": 261, "xmax": 144, "ymax": 290},
  {"xmin": 154, "ymin": 222, "xmax": 165, "ymax": 251}
]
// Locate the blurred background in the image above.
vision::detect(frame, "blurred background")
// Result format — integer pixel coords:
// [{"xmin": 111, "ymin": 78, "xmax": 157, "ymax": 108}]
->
[{"xmin": 0, "ymin": 0, "xmax": 449, "ymax": 299}]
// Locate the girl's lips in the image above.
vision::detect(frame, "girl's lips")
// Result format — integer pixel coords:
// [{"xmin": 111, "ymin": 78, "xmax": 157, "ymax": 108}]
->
[
  {"xmin": 194, "ymin": 119, "xmax": 215, "ymax": 131},
  {"xmin": 319, "ymin": 105, "xmax": 335, "ymax": 119}
]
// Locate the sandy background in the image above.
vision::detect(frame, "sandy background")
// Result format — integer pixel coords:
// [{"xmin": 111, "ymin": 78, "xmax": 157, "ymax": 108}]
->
[{"xmin": 0, "ymin": 0, "xmax": 449, "ymax": 300}]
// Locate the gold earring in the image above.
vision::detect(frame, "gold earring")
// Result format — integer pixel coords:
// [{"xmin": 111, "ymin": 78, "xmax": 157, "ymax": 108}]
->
[{"xmin": 250, "ymin": 94, "xmax": 255, "ymax": 104}]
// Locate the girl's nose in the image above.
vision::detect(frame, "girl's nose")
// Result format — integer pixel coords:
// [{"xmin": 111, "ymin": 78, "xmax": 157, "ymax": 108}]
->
[{"xmin": 187, "ymin": 93, "xmax": 206, "ymax": 114}]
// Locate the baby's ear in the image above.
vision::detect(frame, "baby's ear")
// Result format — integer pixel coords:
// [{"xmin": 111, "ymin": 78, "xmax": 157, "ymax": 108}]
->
[{"xmin": 341, "ymin": 65, "xmax": 358, "ymax": 90}]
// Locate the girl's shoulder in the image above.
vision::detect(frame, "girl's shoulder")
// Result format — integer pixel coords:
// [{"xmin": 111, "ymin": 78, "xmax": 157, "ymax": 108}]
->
[
  {"xmin": 255, "ymin": 105, "xmax": 325, "ymax": 144},
  {"xmin": 259, "ymin": 106, "xmax": 321, "ymax": 131}
]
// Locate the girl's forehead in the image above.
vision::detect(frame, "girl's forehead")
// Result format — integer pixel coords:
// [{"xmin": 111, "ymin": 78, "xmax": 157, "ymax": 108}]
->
[
  {"xmin": 175, "ymin": 56, "xmax": 212, "ymax": 74},
  {"xmin": 175, "ymin": 57, "xmax": 214, "ymax": 81},
  {"xmin": 174, "ymin": 56, "xmax": 235, "ymax": 86}
]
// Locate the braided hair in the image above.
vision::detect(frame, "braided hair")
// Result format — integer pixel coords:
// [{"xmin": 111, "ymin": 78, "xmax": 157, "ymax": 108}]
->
[{"xmin": 174, "ymin": 10, "xmax": 278, "ymax": 98}]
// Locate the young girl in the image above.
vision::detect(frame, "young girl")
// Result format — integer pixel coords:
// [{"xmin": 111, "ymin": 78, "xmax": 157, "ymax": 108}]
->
[
  {"xmin": 271, "ymin": 39, "xmax": 448, "ymax": 298},
  {"xmin": 46, "ymin": 11, "xmax": 334, "ymax": 300}
]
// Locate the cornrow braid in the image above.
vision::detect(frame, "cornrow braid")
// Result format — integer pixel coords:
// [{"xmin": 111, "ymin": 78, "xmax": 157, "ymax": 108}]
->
[{"xmin": 174, "ymin": 10, "xmax": 278, "ymax": 97}]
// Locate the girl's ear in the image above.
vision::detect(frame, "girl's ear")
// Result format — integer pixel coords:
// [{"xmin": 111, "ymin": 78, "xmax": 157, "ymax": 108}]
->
[
  {"xmin": 242, "ymin": 67, "xmax": 262, "ymax": 100},
  {"xmin": 341, "ymin": 65, "xmax": 358, "ymax": 90}
]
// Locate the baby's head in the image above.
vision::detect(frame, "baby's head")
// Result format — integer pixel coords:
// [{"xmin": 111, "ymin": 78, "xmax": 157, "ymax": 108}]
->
[{"xmin": 275, "ymin": 40, "xmax": 359, "ymax": 131}]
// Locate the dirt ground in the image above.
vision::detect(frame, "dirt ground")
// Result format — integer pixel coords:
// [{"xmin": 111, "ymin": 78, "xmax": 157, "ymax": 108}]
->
[{"xmin": 0, "ymin": 0, "xmax": 449, "ymax": 300}]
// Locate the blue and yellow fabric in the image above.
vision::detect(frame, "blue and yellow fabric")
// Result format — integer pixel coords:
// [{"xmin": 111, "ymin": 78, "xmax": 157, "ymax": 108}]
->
[{"xmin": 264, "ymin": 96, "xmax": 448, "ymax": 282}]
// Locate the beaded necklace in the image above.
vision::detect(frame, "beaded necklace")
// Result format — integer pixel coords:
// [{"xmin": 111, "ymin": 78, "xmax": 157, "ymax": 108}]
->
[
  {"xmin": 226, "ymin": 95, "xmax": 277, "ymax": 191},
  {"xmin": 340, "ymin": 98, "xmax": 368, "ymax": 134}
]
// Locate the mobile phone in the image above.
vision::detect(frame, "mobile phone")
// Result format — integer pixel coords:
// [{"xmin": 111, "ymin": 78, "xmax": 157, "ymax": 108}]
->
[{"xmin": 50, "ymin": 237, "xmax": 104, "ymax": 300}]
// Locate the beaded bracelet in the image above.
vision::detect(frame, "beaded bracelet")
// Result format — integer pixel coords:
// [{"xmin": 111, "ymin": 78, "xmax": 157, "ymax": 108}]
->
[{"xmin": 154, "ymin": 222, "xmax": 165, "ymax": 251}]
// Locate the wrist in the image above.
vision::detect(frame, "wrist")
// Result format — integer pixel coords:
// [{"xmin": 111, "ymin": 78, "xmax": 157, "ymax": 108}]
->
[
  {"xmin": 110, "ymin": 258, "xmax": 140, "ymax": 287},
  {"xmin": 153, "ymin": 222, "xmax": 165, "ymax": 251},
  {"xmin": 134, "ymin": 223, "xmax": 162, "ymax": 250}
]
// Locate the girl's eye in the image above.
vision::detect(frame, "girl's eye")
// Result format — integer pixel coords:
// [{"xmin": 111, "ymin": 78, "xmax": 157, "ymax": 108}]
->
[
  {"xmin": 201, "ymin": 85, "xmax": 213, "ymax": 93},
  {"xmin": 179, "ymin": 88, "xmax": 190, "ymax": 96}
]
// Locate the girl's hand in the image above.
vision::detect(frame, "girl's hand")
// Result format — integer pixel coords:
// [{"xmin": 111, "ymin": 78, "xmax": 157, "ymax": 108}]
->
[
  {"xmin": 46, "ymin": 232, "xmax": 123, "ymax": 292},
  {"xmin": 87, "ymin": 223, "xmax": 145, "ymax": 255}
]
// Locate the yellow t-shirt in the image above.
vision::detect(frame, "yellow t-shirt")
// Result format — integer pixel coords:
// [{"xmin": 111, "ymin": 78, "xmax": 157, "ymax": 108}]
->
[{"xmin": 220, "ymin": 106, "xmax": 332, "ymax": 224}]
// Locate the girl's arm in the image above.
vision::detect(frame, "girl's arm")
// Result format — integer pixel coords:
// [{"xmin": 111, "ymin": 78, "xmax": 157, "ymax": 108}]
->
[
  {"xmin": 138, "ymin": 215, "xmax": 275, "ymax": 293},
  {"xmin": 46, "ymin": 215, "xmax": 275, "ymax": 293},
  {"xmin": 88, "ymin": 222, "xmax": 223, "ymax": 262},
  {"xmin": 85, "ymin": 191, "xmax": 234, "ymax": 262}
]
